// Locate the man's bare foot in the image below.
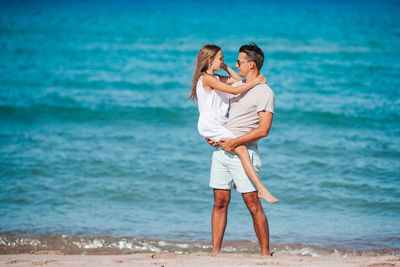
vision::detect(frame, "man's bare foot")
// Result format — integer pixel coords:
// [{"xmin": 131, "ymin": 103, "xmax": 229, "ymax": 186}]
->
[
  {"xmin": 258, "ymin": 187, "xmax": 279, "ymax": 203},
  {"xmin": 261, "ymin": 251, "xmax": 273, "ymax": 256},
  {"xmin": 209, "ymin": 250, "xmax": 220, "ymax": 256}
]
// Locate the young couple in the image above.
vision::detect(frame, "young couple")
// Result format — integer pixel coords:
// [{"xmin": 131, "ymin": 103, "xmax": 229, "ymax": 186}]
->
[{"xmin": 190, "ymin": 43, "xmax": 277, "ymax": 256}]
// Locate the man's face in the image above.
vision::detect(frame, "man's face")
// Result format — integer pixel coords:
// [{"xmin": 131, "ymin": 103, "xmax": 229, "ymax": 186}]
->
[{"xmin": 235, "ymin": 52, "xmax": 251, "ymax": 77}]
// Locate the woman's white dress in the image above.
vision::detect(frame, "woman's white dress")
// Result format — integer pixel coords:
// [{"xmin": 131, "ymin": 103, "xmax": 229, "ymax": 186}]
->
[{"xmin": 196, "ymin": 75, "xmax": 236, "ymax": 142}]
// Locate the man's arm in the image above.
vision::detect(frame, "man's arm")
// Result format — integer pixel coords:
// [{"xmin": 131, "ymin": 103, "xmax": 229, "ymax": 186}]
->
[{"xmin": 219, "ymin": 111, "xmax": 273, "ymax": 152}]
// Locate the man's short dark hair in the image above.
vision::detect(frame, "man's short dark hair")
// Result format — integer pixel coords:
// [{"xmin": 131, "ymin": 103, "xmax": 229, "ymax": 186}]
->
[{"xmin": 239, "ymin": 42, "xmax": 264, "ymax": 71}]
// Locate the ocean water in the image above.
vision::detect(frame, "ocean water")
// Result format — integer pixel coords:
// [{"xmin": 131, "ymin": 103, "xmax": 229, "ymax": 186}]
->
[{"xmin": 1, "ymin": 0, "xmax": 400, "ymax": 256}]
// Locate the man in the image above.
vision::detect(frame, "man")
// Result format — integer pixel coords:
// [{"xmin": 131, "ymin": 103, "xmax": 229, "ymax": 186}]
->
[{"xmin": 207, "ymin": 43, "xmax": 275, "ymax": 256}]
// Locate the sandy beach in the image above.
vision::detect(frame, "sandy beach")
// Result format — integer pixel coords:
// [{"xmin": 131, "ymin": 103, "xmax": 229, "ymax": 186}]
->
[{"xmin": 1, "ymin": 251, "xmax": 399, "ymax": 267}]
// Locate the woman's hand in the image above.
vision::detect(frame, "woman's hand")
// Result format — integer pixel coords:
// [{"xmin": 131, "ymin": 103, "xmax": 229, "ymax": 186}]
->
[
  {"xmin": 256, "ymin": 74, "xmax": 267, "ymax": 84},
  {"xmin": 221, "ymin": 63, "xmax": 228, "ymax": 71}
]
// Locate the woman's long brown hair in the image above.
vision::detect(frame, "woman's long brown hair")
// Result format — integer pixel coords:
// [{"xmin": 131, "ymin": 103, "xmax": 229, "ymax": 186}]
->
[{"xmin": 189, "ymin": 44, "xmax": 221, "ymax": 101}]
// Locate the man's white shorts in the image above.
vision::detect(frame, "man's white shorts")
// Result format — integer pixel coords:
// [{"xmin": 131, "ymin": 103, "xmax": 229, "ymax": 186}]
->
[{"xmin": 210, "ymin": 147, "xmax": 261, "ymax": 193}]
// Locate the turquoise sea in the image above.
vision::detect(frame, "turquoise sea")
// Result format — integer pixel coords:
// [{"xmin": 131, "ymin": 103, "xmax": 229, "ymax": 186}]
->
[{"xmin": 1, "ymin": 0, "xmax": 399, "ymax": 256}]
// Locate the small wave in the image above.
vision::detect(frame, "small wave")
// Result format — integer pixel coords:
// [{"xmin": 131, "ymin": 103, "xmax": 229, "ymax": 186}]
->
[
  {"xmin": 0, "ymin": 104, "xmax": 196, "ymax": 125},
  {"xmin": 55, "ymin": 80, "xmax": 184, "ymax": 91},
  {"xmin": 276, "ymin": 108, "xmax": 399, "ymax": 128},
  {"xmin": 0, "ymin": 235, "xmax": 210, "ymax": 255},
  {"xmin": 1, "ymin": 235, "xmax": 399, "ymax": 256}
]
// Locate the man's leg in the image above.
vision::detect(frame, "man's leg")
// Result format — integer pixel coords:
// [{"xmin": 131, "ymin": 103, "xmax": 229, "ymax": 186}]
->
[
  {"xmin": 211, "ymin": 189, "xmax": 231, "ymax": 253},
  {"xmin": 242, "ymin": 191, "xmax": 271, "ymax": 256}
]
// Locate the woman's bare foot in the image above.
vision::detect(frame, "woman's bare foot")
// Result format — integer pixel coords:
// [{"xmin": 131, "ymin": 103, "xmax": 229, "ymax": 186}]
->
[{"xmin": 258, "ymin": 186, "xmax": 279, "ymax": 203}]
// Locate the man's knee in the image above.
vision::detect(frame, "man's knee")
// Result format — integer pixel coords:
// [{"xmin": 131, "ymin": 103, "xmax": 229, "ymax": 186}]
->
[
  {"xmin": 214, "ymin": 197, "xmax": 230, "ymax": 209},
  {"xmin": 214, "ymin": 191, "xmax": 230, "ymax": 209}
]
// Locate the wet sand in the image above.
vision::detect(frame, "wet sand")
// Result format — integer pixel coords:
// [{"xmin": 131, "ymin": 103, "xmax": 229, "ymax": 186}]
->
[{"xmin": 1, "ymin": 251, "xmax": 399, "ymax": 267}]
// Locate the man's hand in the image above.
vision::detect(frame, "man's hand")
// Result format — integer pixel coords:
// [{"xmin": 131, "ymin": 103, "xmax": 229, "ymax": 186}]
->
[
  {"xmin": 220, "ymin": 138, "xmax": 236, "ymax": 152},
  {"xmin": 206, "ymin": 138, "xmax": 220, "ymax": 147}
]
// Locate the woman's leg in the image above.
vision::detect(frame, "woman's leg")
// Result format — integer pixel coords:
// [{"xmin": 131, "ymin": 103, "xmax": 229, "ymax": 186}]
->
[{"xmin": 234, "ymin": 145, "xmax": 278, "ymax": 203}]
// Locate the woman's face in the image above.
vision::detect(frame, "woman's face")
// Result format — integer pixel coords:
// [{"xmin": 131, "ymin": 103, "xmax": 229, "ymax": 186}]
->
[{"xmin": 210, "ymin": 50, "xmax": 224, "ymax": 72}]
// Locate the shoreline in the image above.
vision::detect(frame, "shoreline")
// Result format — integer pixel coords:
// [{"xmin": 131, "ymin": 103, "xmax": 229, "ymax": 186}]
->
[
  {"xmin": 2, "ymin": 235, "xmax": 399, "ymax": 257},
  {"xmin": 1, "ymin": 252, "xmax": 400, "ymax": 267}
]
